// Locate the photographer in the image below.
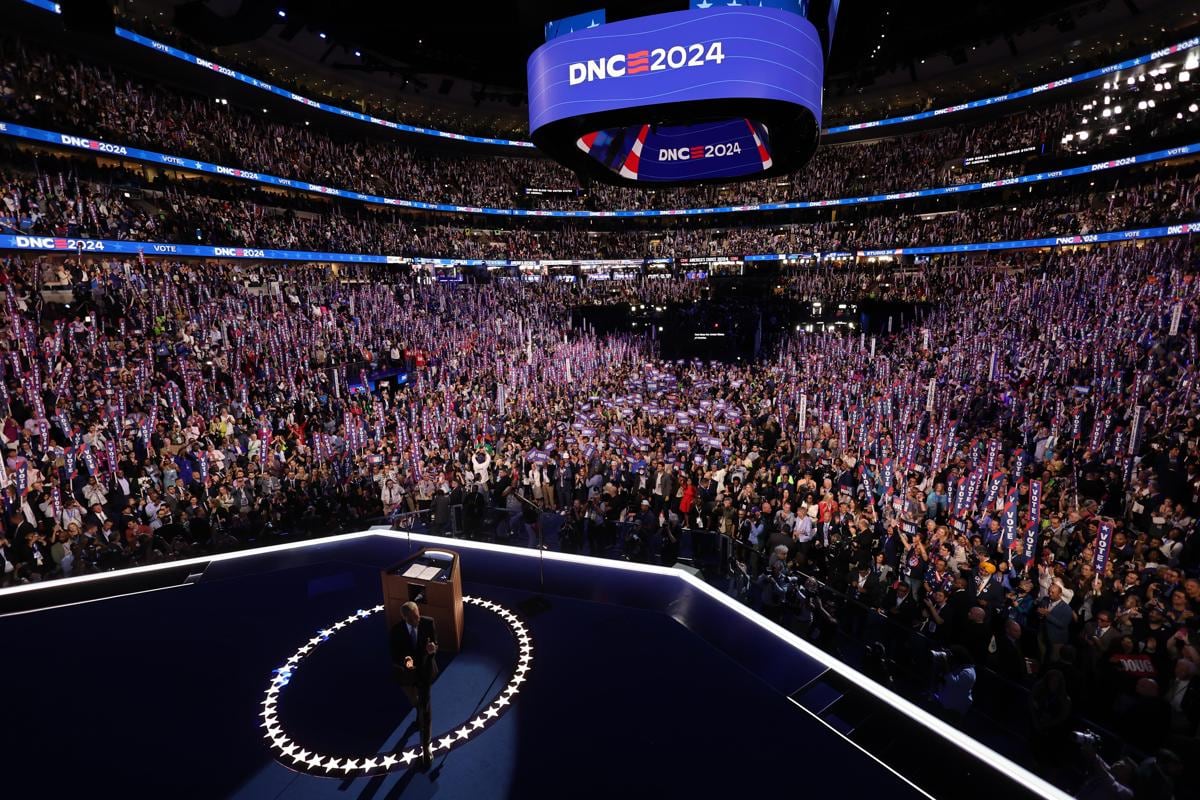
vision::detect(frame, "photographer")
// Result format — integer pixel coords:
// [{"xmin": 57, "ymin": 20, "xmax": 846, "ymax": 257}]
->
[
  {"xmin": 756, "ymin": 559, "xmax": 790, "ymax": 624},
  {"xmin": 931, "ymin": 644, "xmax": 977, "ymax": 720},
  {"xmin": 1075, "ymin": 736, "xmax": 1135, "ymax": 800}
]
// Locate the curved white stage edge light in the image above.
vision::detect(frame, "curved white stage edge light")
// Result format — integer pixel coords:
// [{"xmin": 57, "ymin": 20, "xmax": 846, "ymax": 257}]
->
[{"xmin": 0, "ymin": 528, "xmax": 1071, "ymax": 800}]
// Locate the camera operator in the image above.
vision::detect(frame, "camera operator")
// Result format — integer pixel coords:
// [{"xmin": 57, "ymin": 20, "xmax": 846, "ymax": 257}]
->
[
  {"xmin": 757, "ymin": 558, "xmax": 790, "ymax": 624},
  {"xmin": 1074, "ymin": 733, "xmax": 1135, "ymax": 800},
  {"xmin": 930, "ymin": 644, "xmax": 977, "ymax": 721}
]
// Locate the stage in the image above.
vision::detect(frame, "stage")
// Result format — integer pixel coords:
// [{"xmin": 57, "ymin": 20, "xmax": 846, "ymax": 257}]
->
[{"xmin": 0, "ymin": 531, "xmax": 1064, "ymax": 799}]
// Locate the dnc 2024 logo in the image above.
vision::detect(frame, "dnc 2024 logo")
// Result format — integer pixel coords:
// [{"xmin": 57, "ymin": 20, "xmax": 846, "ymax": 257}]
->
[{"xmin": 568, "ymin": 41, "xmax": 725, "ymax": 85}]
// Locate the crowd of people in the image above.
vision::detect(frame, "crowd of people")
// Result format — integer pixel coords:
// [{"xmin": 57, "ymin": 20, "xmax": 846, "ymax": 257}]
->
[
  {"xmin": 0, "ymin": 234, "xmax": 1192, "ymax": 794},
  {"xmin": 2, "ymin": 35, "xmax": 1196, "ymax": 213},
  {"xmin": 2, "ymin": 160, "xmax": 1197, "ymax": 261}
]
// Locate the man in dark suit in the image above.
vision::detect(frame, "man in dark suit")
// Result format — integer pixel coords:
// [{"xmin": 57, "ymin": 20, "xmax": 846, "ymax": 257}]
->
[
  {"xmin": 882, "ymin": 581, "xmax": 919, "ymax": 657},
  {"xmin": 390, "ymin": 601, "xmax": 440, "ymax": 768}
]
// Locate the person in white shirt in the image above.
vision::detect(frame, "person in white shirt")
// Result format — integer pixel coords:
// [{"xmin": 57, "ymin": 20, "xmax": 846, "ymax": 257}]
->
[
  {"xmin": 381, "ymin": 479, "xmax": 405, "ymax": 510},
  {"xmin": 58, "ymin": 499, "xmax": 83, "ymax": 531},
  {"xmin": 82, "ymin": 477, "xmax": 108, "ymax": 509},
  {"xmin": 471, "ymin": 449, "xmax": 492, "ymax": 485}
]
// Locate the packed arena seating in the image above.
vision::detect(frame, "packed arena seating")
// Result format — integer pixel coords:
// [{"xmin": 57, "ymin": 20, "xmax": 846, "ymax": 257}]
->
[
  {"xmin": 2, "ymin": 10, "xmax": 1199, "ymax": 797},
  {"xmin": 0, "ymin": 243, "xmax": 1197, "ymax": 772},
  {"xmin": 2, "ymin": 162, "xmax": 1197, "ymax": 258},
  {"xmin": 2, "ymin": 36, "xmax": 1197, "ymax": 212}
]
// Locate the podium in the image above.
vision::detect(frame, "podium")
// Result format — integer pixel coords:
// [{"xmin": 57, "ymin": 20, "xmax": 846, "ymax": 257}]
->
[{"xmin": 381, "ymin": 548, "xmax": 463, "ymax": 652}]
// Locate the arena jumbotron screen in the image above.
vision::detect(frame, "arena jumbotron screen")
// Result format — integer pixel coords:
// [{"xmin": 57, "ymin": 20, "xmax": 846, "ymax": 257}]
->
[{"xmin": 528, "ymin": 3, "xmax": 832, "ymax": 186}]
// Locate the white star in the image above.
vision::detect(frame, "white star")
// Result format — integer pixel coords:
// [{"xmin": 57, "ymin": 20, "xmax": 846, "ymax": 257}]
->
[
  {"xmin": 321, "ymin": 756, "xmax": 340, "ymax": 770},
  {"xmin": 361, "ymin": 757, "xmax": 379, "ymax": 770},
  {"xmin": 380, "ymin": 754, "xmax": 399, "ymax": 768},
  {"xmin": 303, "ymin": 752, "xmax": 325, "ymax": 769},
  {"xmin": 339, "ymin": 758, "xmax": 359, "ymax": 771},
  {"xmin": 436, "ymin": 734, "xmax": 457, "ymax": 750},
  {"xmin": 333, "ymin": 621, "xmax": 346, "ymax": 630},
  {"xmin": 470, "ymin": 718, "xmax": 486, "ymax": 730},
  {"xmin": 455, "ymin": 726, "xmax": 472, "ymax": 740},
  {"xmin": 399, "ymin": 750, "xmax": 418, "ymax": 765},
  {"xmin": 495, "ymin": 696, "xmax": 510, "ymax": 708},
  {"xmin": 282, "ymin": 743, "xmax": 299, "ymax": 758},
  {"xmin": 308, "ymin": 636, "xmax": 323, "ymax": 647},
  {"xmin": 512, "ymin": 674, "xmax": 527, "ymax": 686},
  {"xmin": 372, "ymin": 604, "xmax": 384, "ymax": 612},
  {"xmin": 484, "ymin": 707, "xmax": 500, "ymax": 719},
  {"xmin": 294, "ymin": 749, "xmax": 310, "ymax": 763}
]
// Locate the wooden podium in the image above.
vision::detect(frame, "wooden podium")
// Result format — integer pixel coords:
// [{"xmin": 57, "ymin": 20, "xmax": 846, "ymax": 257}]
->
[{"xmin": 381, "ymin": 548, "xmax": 463, "ymax": 652}]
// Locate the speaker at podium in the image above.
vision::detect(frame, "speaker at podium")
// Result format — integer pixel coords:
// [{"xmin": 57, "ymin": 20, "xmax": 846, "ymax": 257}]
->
[{"xmin": 381, "ymin": 548, "xmax": 464, "ymax": 652}]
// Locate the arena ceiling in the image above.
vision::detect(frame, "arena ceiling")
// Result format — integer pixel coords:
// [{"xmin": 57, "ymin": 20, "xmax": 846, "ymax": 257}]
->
[{"xmin": 162, "ymin": 0, "xmax": 1088, "ymax": 89}]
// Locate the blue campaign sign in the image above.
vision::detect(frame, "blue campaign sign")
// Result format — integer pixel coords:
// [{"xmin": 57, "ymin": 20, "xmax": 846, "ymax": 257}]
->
[
  {"xmin": 546, "ymin": 9, "xmax": 606, "ymax": 42},
  {"xmin": 528, "ymin": 7, "xmax": 823, "ymax": 134}
]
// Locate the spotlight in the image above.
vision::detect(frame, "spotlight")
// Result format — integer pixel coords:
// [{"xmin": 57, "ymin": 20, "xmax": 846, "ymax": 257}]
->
[
  {"xmin": 1190, "ymin": 103, "xmax": 1199, "ymax": 113},
  {"xmin": 1077, "ymin": 130, "xmax": 1089, "ymax": 140},
  {"xmin": 319, "ymin": 32, "xmax": 326, "ymax": 39},
  {"xmin": 1180, "ymin": 71, "xmax": 1191, "ymax": 82},
  {"xmin": 277, "ymin": 9, "xmax": 285, "ymax": 17},
  {"xmin": 354, "ymin": 50, "xmax": 362, "ymax": 57}
]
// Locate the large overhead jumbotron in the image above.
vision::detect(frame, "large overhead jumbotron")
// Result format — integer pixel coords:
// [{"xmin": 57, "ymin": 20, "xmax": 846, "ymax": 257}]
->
[{"xmin": 527, "ymin": 2, "xmax": 836, "ymax": 187}]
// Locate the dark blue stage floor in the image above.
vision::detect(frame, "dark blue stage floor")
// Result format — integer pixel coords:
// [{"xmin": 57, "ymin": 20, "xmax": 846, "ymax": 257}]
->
[{"xmin": 0, "ymin": 533, "xmax": 1048, "ymax": 799}]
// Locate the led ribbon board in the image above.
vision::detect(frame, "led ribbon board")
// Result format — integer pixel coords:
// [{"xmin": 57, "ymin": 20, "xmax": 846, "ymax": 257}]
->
[{"xmin": 527, "ymin": 7, "xmax": 824, "ymax": 186}]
